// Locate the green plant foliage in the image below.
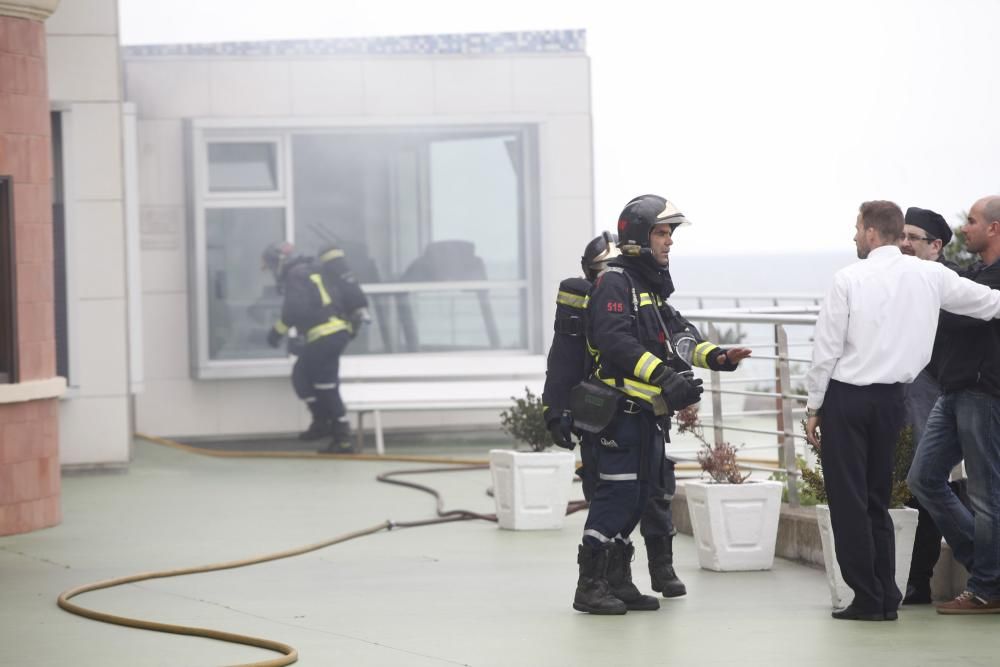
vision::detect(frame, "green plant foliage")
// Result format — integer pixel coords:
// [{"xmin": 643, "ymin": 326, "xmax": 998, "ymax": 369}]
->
[
  {"xmin": 943, "ymin": 221, "xmax": 976, "ymax": 269},
  {"xmin": 768, "ymin": 456, "xmax": 823, "ymax": 506},
  {"xmin": 798, "ymin": 420, "xmax": 913, "ymax": 508},
  {"xmin": 677, "ymin": 406, "xmax": 750, "ymax": 484},
  {"xmin": 498, "ymin": 387, "xmax": 551, "ymax": 452}
]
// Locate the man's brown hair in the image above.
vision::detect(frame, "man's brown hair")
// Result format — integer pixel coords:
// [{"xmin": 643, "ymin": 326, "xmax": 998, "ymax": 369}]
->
[{"xmin": 859, "ymin": 200, "xmax": 904, "ymax": 241}]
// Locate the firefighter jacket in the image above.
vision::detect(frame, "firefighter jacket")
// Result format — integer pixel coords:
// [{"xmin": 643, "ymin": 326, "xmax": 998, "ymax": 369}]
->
[
  {"xmin": 270, "ymin": 257, "xmax": 351, "ymax": 344},
  {"xmin": 542, "ymin": 277, "xmax": 592, "ymax": 426},
  {"xmin": 586, "ymin": 257, "xmax": 737, "ymax": 410},
  {"xmin": 317, "ymin": 247, "xmax": 370, "ymax": 316}
]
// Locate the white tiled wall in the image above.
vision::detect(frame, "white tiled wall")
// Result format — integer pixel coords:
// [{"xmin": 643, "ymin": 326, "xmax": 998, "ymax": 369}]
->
[
  {"xmin": 290, "ymin": 60, "xmax": 365, "ymax": 116},
  {"xmin": 363, "ymin": 59, "xmax": 435, "ymax": 115},
  {"xmin": 432, "ymin": 58, "xmax": 514, "ymax": 114},
  {"xmin": 58, "ymin": 395, "xmax": 130, "ymax": 467},
  {"xmin": 210, "ymin": 61, "xmax": 293, "ymax": 117},
  {"xmin": 124, "ymin": 61, "xmax": 213, "ymax": 119},
  {"xmin": 48, "ymin": 0, "xmax": 131, "ymax": 466},
  {"xmin": 512, "ymin": 57, "xmax": 592, "ymax": 114}
]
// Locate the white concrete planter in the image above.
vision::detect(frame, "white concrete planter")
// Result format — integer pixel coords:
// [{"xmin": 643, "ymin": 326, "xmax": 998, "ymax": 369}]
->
[
  {"xmin": 684, "ymin": 480, "xmax": 783, "ymax": 571},
  {"xmin": 815, "ymin": 504, "xmax": 919, "ymax": 609},
  {"xmin": 489, "ymin": 449, "xmax": 576, "ymax": 530}
]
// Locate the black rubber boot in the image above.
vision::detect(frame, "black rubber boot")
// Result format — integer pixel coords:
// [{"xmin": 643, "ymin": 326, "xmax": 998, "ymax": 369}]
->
[
  {"xmin": 606, "ymin": 542, "xmax": 659, "ymax": 610},
  {"xmin": 299, "ymin": 403, "xmax": 332, "ymax": 441},
  {"xmin": 646, "ymin": 535, "xmax": 687, "ymax": 598},
  {"xmin": 573, "ymin": 544, "xmax": 628, "ymax": 615},
  {"xmin": 318, "ymin": 420, "xmax": 354, "ymax": 454}
]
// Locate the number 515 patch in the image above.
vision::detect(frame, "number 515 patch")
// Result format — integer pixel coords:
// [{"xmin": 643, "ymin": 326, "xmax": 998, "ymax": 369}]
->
[{"xmin": 606, "ymin": 301, "xmax": 624, "ymax": 313}]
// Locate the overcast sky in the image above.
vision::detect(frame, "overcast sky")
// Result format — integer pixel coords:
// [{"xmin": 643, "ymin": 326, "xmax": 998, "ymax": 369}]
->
[{"xmin": 118, "ymin": 0, "xmax": 1000, "ymax": 255}]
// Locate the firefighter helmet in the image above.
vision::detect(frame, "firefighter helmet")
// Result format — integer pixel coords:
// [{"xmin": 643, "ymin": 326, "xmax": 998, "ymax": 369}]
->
[
  {"xmin": 616, "ymin": 194, "xmax": 691, "ymax": 256},
  {"xmin": 261, "ymin": 241, "xmax": 294, "ymax": 281},
  {"xmin": 581, "ymin": 231, "xmax": 620, "ymax": 281}
]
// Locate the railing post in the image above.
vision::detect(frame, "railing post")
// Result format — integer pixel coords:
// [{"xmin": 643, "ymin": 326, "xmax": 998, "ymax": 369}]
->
[
  {"xmin": 775, "ymin": 324, "xmax": 800, "ymax": 507},
  {"xmin": 707, "ymin": 322, "xmax": 724, "ymax": 447}
]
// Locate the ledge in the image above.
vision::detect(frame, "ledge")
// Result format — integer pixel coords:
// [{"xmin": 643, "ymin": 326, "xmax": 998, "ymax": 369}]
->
[
  {"xmin": 0, "ymin": 377, "xmax": 66, "ymax": 404},
  {"xmin": 0, "ymin": 0, "xmax": 61, "ymax": 21}
]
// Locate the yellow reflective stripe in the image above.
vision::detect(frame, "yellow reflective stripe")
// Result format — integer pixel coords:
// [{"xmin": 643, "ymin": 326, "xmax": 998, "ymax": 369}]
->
[
  {"xmin": 633, "ymin": 351, "xmax": 661, "ymax": 383},
  {"xmin": 274, "ymin": 320, "xmax": 289, "ymax": 335},
  {"xmin": 557, "ymin": 290, "xmax": 588, "ymax": 309},
  {"xmin": 637, "ymin": 292, "xmax": 663, "ymax": 307},
  {"xmin": 306, "ymin": 317, "xmax": 350, "ymax": 342},
  {"xmin": 693, "ymin": 341, "xmax": 716, "ymax": 369},
  {"xmin": 599, "ymin": 377, "xmax": 661, "ymax": 404},
  {"xmin": 319, "ymin": 248, "xmax": 345, "ymax": 262},
  {"xmin": 309, "ymin": 273, "xmax": 333, "ymax": 306}
]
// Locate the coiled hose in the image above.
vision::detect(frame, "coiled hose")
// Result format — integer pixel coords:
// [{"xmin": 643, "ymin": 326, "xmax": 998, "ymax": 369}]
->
[{"xmin": 56, "ymin": 436, "xmax": 586, "ymax": 666}]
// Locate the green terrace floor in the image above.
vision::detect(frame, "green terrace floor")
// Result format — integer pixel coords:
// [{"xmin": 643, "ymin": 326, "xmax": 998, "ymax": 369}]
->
[{"xmin": 1, "ymin": 435, "xmax": 997, "ymax": 667}]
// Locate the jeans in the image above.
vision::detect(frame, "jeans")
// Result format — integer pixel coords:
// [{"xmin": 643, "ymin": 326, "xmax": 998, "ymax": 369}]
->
[{"xmin": 907, "ymin": 391, "xmax": 1000, "ymax": 600}]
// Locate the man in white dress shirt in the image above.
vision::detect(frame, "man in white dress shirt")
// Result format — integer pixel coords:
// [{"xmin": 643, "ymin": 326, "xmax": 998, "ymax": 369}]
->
[{"xmin": 804, "ymin": 200, "xmax": 1000, "ymax": 621}]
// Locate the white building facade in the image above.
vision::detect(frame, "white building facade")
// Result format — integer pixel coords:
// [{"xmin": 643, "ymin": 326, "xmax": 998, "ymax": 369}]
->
[{"xmin": 123, "ymin": 31, "xmax": 595, "ymax": 440}]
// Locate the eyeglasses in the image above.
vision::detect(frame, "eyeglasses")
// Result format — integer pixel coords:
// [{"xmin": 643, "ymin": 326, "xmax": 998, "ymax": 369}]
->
[{"xmin": 904, "ymin": 233, "xmax": 936, "ymax": 243}]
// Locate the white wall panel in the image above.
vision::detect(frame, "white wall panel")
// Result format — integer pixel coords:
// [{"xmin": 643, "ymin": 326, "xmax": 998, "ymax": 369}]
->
[
  {"xmin": 125, "ymin": 61, "xmax": 213, "ymax": 119},
  {"xmin": 290, "ymin": 60, "xmax": 365, "ymax": 116},
  {"xmin": 210, "ymin": 61, "xmax": 292, "ymax": 117},
  {"xmin": 362, "ymin": 60, "xmax": 434, "ymax": 115},
  {"xmin": 140, "ymin": 292, "xmax": 190, "ymax": 381},
  {"xmin": 66, "ymin": 102, "xmax": 123, "ymax": 200},
  {"xmin": 512, "ymin": 57, "xmax": 591, "ymax": 114},
  {"xmin": 46, "ymin": 0, "xmax": 118, "ymax": 36},
  {"xmin": 72, "ymin": 298, "xmax": 129, "ymax": 396},
  {"xmin": 433, "ymin": 59, "xmax": 513, "ymax": 114},
  {"xmin": 58, "ymin": 396, "xmax": 130, "ymax": 466},
  {"xmin": 47, "ymin": 36, "xmax": 120, "ymax": 102},
  {"xmin": 71, "ymin": 200, "xmax": 125, "ymax": 300}
]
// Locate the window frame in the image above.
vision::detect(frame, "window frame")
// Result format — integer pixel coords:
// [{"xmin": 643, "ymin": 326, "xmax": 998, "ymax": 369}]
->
[
  {"xmin": 0, "ymin": 175, "xmax": 18, "ymax": 384},
  {"xmin": 188, "ymin": 120, "xmax": 541, "ymax": 380}
]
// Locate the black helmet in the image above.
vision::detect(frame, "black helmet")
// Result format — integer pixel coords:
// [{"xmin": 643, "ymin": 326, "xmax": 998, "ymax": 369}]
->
[
  {"xmin": 581, "ymin": 231, "xmax": 619, "ymax": 281},
  {"xmin": 261, "ymin": 241, "xmax": 294, "ymax": 281},
  {"xmin": 616, "ymin": 194, "xmax": 691, "ymax": 255}
]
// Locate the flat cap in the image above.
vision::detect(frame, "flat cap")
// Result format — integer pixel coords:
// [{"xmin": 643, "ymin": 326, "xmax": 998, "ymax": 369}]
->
[{"xmin": 905, "ymin": 207, "xmax": 952, "ymax": 246}]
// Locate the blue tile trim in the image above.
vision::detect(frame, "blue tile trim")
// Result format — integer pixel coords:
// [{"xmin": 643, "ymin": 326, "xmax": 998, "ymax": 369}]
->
[{"xmin": 124, "ymin": 29, "xmax": 586, "ymax": 58}]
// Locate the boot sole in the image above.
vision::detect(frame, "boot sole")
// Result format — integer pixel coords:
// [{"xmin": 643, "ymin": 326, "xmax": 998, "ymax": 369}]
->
[
  {"xmin": 625, "ymin": 601, "xmax": 660, "ymax": 611},
  {"xmin": 573, "ymin": 602, "xmax": 627, "ymax": 615}
]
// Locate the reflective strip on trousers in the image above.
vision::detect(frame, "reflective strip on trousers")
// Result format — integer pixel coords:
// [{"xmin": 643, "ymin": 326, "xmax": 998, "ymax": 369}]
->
[
  {"xmin": 599, "ymin": 472, "xmax": 638, "ymax": 481},
  {"xmin": 314, "ymin": 382, "xmax": 338, "ymax": 390},
  {"xmin": 583, "ymin": 529, "xmax": 613, "ymax": 543}
]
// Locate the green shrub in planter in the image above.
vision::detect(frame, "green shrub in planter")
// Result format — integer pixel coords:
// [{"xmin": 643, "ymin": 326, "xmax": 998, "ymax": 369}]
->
[{"xmin": 499, "ymin": 387, "xmax": 551, "ymax": 452}]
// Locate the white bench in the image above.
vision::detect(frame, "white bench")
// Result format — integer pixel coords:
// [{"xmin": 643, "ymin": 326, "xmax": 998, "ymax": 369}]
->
[{"xmin": 341, "ymin": 380, "xmax": 543, "ymax": 455}]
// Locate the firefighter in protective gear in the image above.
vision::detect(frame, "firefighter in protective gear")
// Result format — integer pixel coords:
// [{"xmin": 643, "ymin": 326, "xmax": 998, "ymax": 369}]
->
[
  {"xmin": 571, "ymin": 195, "xmax": 752, "ymax": 615},
  {"xmin": 263, "ymin": 241, "xmax": 364, "ymax": 453}
]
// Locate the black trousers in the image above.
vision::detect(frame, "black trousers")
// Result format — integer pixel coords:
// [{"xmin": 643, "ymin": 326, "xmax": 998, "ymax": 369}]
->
[
  {"xmin": 820, "ymin": 379, "xmax": 905, "ymax": 613},
  {"xmin": 579, "ymin": 426, "xmax": 676, "ymax": 540}
]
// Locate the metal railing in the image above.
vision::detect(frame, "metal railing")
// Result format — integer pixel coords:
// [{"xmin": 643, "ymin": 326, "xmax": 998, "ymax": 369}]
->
[{"xmin": 676, "ymin": 306, "xmax": 821, "ymax": 507}]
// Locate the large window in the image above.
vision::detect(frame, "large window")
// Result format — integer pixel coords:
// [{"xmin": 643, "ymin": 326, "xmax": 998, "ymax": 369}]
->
[
  {"xmin": 191, "ymin": 125, "xmax": 536, "ymax": 377},
  {"xmin": 0, "ymin": 175, "xmax": 17, "ymax": 383}
]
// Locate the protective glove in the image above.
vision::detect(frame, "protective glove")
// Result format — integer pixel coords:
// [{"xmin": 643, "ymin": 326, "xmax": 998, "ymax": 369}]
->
[
  {"xmin": 266, "ymin": 327, "xmax": 283, "ymax": 348},
  {"xmin": 548, "ymin": 413, "xmax": 575, "ymax": 450},
  {"xmin": 348, "ymin": 308, "xmax": 371, "ymax": 339},
  {"xmin": 651, "ymin": 366, "xmax": 703, "ymax": 412}
]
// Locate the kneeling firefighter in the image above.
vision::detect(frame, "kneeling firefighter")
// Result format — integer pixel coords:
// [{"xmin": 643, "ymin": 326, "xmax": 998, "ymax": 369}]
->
[
  {"xmin": 568, "ymin": 195, "xmax": 752, "ymax": 614},
  {"xmin": 264, "ymin": 241, "xmax": 369, "ymax": 453}
]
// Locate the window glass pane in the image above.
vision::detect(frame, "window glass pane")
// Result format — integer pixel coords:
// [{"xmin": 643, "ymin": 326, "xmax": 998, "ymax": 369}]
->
[
  {"xmin": 208, "ymin": 143, "xmax": 278, "ymax": 192},
  {"xmin": 205, "ymin": 207, "xmax": 285, "ymax": 360},
  {"xmin": 291, "ymin": 130, "xmax": 528, "ymax": 355}
]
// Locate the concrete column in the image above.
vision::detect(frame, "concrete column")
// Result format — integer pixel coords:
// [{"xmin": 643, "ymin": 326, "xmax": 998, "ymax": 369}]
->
[{"xmin": 0, "ymin": 0, "xmax": 64, "ymax": 536}]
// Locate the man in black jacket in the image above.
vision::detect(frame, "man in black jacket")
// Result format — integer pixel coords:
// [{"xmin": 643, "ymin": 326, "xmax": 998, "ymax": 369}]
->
[
  {"xmin": 899, "ymin": 206, "xmax": 965, "ymax": 604},
  {"xmin": 570, "ymin": 195, "xmax": 751, "ymax": 615},
  {"xmin": 908, "ymin": 195, "xmax": 1000, "ymax": 614}
]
